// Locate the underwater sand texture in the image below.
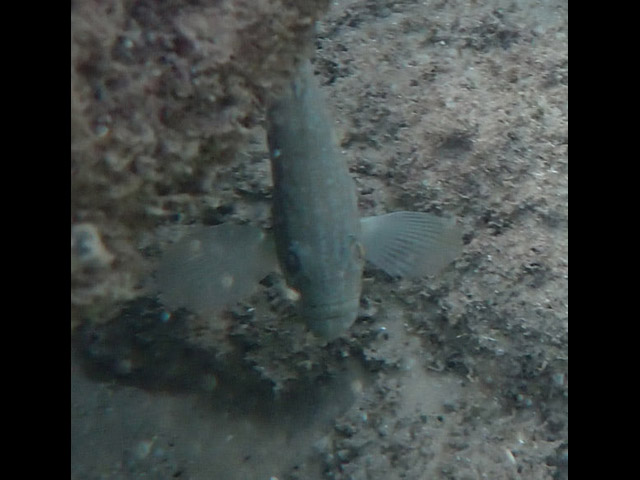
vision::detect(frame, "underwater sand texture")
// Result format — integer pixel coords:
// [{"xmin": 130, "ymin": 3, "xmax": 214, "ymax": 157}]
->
[{"xmin": 71, "ymin": 0, "xmax": 567, "ymax": 478}]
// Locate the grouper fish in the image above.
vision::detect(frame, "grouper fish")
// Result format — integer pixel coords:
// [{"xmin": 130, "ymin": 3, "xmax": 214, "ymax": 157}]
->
[{"xmin": 157, "ymin": 59, "xmax": 462, "ymax": 341}]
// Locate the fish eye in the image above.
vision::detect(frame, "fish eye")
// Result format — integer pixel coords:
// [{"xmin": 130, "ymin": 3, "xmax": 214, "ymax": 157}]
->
[
  {"xmin": 285, "ymin": 246, "xmax": 301, "ymax": 274},
  {"xmin": 348, "ymin": 235, "xmax": 365, "ymax": 263},
  {"xmin": 354, "ymin": 241, "xmax": 365, "ymax": 262}
]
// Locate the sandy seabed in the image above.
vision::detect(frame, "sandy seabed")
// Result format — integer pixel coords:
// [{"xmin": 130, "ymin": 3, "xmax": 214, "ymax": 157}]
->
[{"xmin": 71, "ymin": 1, "xmax": 567, "ymax": 479}]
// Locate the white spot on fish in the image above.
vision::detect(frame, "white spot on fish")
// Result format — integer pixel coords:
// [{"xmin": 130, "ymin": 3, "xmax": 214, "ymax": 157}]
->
[
  {"xmin": 284, "ymin": 286, "xmax": 301, "ymax": 302},
  {"xmin": 221, "ymin": 273, "xmax": 234, "ymax": 289}
]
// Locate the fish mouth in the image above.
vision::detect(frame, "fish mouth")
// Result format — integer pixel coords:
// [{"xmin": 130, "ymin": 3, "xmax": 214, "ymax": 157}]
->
[{"xmin": 304, "ymin": 298, "xmax": 359, "ymax": 341}]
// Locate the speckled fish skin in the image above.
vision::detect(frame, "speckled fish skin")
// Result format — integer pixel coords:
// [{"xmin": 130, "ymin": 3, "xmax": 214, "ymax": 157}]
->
[{"xmin": 267, "ymin": 60, "xmax": 365, "ymax": 340}]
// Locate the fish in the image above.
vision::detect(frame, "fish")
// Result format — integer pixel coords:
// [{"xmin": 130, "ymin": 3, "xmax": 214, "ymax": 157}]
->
[{"xmin": 156, "ymin": 59, "xmax": 462, "ymax": 341}]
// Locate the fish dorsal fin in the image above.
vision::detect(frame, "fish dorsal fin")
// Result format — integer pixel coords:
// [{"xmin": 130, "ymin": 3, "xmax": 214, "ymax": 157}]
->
[
  {"xmin": 360, "ymin": 211, "xmax": 462, "ymax": 278},
  {"xmin": 156, "ymin": 224, "xmax": 277, "ymax": 316}
]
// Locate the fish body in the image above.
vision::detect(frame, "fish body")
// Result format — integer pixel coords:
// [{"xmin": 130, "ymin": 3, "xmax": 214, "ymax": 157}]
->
[
  {"xmin": 267, "ymin": 60, "xmax": 365, "ymax": 339},
  {"xmin": 157, "ymin": 60, "xmax": 462, "ymax": 341}
]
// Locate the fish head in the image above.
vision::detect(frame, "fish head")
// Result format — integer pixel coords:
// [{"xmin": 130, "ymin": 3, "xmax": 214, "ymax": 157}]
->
[{"xmin": 281, "ymin": 236, "xmax": 365, "ymax": 341}]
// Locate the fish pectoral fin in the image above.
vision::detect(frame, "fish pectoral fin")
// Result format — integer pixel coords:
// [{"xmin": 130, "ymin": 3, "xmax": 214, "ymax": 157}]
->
[
  {"xmin": 155, "ymin": 224, "xmax": 277, "ymax": 315},
  {"xmin": 360, "ymin": 211, "xmax": 463, "ymax": 278}
]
